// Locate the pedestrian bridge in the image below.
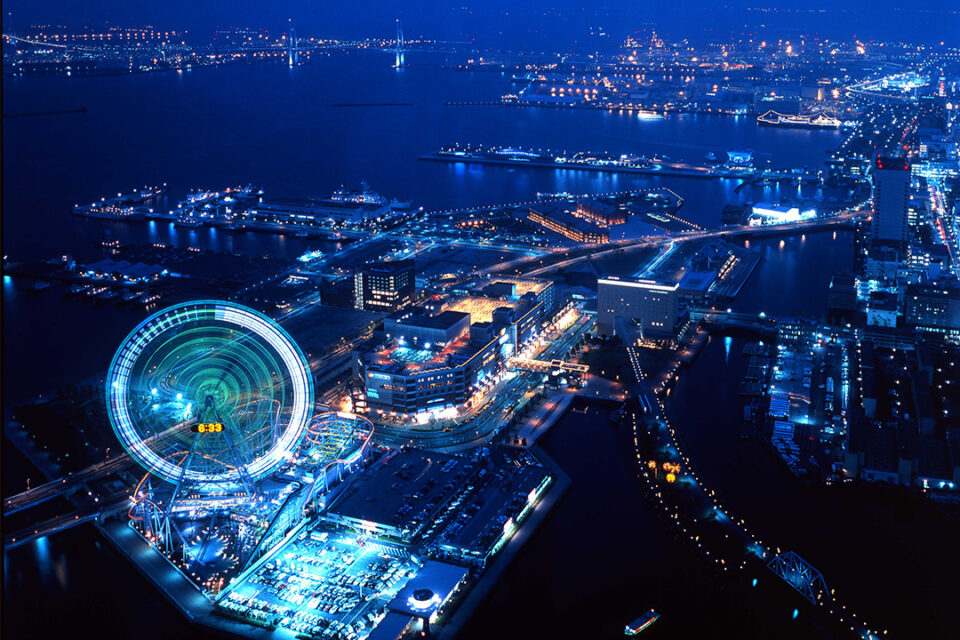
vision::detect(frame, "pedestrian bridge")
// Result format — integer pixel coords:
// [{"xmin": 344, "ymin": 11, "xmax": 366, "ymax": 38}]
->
[{"xmin": 508, "ymin": 357, "xmax": 589, "ymax": 374}]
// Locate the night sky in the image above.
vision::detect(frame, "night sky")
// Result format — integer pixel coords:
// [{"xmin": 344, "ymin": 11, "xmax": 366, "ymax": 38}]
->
[{"xmin": 4, "ymin": 1, "xmax": 959, "ymax": 47}]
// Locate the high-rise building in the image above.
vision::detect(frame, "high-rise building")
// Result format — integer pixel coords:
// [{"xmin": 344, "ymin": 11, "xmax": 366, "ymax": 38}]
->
[
  {"xmin": 597, "ymin": 276, "xmax": 679, "ymax": 336},
  {"xmin": 354, "ymin": 260, "xmax": 415, "ymax": 312},
  {"xmin": 904, "ymin": 284, "xmax": 960, "ymax": 334},
  {"xmin": 871, "ymin": 155, "xmax": 910, "ymax": 248}
]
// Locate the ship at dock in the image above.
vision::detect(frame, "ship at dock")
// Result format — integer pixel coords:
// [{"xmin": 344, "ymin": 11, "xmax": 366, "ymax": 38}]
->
[
  {"xmin": 757, "ymin": 110, "xmax": 841, "ymax": 129},
  {"xmin": 427, "ymin": 145, "xmax": 657, "ymax": 172},
  {"xmin": 173, "ymin": 184, "xmax": 262, "ymax": 227},
  {"xmin": 73, "ymin": 184, "xmax": 168, "ymax": 220},
  {"xmin": 245, "ymin": 181, "xmax": 413, "ymax": 228},
  {"xmin": 72, "ymin": 181, "xmax": 414, "ymax": 235}
]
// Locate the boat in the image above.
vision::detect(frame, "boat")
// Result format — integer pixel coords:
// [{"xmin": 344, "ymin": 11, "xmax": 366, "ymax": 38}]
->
[
  {"xmin": 636, "ymin": 110, "xmax": 664, "ymax": 119},
  {"xmin": 756, "ymin": 110, "xmax": 840, "ymax": 129},
  {"xmin": 625, "ymin": 610, "xmax": 660, "ymax": 635},
  {"xmin": 121, "ymin": 291, "xmax": 142, "ymax": 303},
  {"xmin": 69, "ymin": 284, "xmax": 90, "ymax": 296},
  {"xmin": 86, "ymin": 286, "xmax": 109, "ymax": 298},
  {"xmin": 328, "ymin": 181, "xmax": 389, "ymax": 206},
  {"xmin": 175, "ymin": 215, "xmax": 204, "ymax": 227},
  {"xmin": 97, "ymin": 290, "xmax": 120, "ymax": 302},
  {"xmin": 73, "ymin": 184, "xmax": 166, "ymax": 219},
  {"xmin": 73, "ymin": 203, "xmax": 145, "ymax": 220}
]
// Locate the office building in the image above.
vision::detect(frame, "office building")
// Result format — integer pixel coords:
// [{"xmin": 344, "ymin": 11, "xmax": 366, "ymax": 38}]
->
[
  {"xmin": 871, "ymin": 155, "xmax": 911, "ymax": 247},
  {"xmin": 904, "ymin": 284, "xmax": 960, "ymax": 334},
  {"xmin": 354, "ymin": 260, "xmax": 415, "ymax": 312},
  {"xmin": 597, "ymin": 276, "xmax": 679, "ymax": 336}
]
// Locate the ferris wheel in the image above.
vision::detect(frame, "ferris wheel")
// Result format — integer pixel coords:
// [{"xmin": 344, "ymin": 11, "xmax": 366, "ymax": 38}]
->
[{"xmin": 106, "ymin": 300, "xmax": 314, "ymax": 493}]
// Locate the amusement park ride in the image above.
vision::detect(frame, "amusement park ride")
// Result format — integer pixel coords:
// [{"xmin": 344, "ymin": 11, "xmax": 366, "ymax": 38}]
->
[{"xmin": 106, "ymin": 300, "xmax": 373, "ymax": 594}]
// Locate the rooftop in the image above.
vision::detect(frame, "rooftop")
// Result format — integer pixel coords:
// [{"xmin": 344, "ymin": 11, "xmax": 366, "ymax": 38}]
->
[
  {"xmin": 387, "ymin": 561, "xmax": 469, "ymax": 618},
  {"xmin": 447, "ymin": 296, "xmax": 516, "ymax": 324},
  {"xmin": 364, "ymin": 334, "xmax": 475, "ymax": 374},
  {"xmin": 328, "ymin": 449, "xmax": 471, "ymax": 536}
]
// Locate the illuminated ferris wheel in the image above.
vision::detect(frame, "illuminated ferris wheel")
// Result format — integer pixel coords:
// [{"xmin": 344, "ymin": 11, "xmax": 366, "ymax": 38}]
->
[{"xmin": 106, "ymin": 300, "xmax": 314, "ymax": 493}]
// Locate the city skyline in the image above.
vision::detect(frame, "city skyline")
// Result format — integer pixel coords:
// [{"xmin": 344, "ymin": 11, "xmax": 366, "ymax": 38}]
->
[
  {"xmin": 3, "ymin": 4, "xmax": 959, "ymax": 640},
  {"xmin": 5, "ymin": 2, "xmax": 960, "ymax": 45}
]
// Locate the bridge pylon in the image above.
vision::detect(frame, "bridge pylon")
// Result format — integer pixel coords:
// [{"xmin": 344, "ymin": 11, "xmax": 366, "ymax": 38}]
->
[{"xmin": 394, "ymin": 19, "xmax": 405, "ymax": 68}]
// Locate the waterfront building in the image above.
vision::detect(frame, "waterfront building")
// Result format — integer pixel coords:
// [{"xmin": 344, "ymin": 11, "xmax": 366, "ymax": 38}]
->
[
  {"xmin": 353, "ymin": 281, "xmax": 549, "ymax": 419},
  {"xmin": 748, "ymin": 203, "xmax": 817, "ymax": 226},
  {"xmin": 871, "ymin": 155, "xmax": 911, "ymax": 248},
  {"xmin": 575, "ymin": 199, "xmax": 628, "ymax": 227},
  {"xmin": 527, "ymin": 203, "xmax": 609, "ymax": 243},
  {"xmin": 250, "ymin": 196, "xmax": 390, "ymax": 225},
  {"xmin": 354, "ymin": 259, "xmax": 416, "ymax": 313},
  {"xmin": 597, "ymin": 276, "xmax": 679, "ymax": 337}
]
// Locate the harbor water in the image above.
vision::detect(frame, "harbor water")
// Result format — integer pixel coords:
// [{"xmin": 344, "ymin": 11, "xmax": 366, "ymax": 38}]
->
[{"xmin": 6, "ymin": 53, "xmax": 949, "ymax": 640}]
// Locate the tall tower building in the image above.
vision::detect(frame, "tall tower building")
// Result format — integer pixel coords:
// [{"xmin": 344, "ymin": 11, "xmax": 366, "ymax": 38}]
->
[
  {"xmin": 354, "ymin": 260, "xmax": 415, "ymax": 312},
  {"xmin": 871, "ymin": 155, "xmax": 910, "ymax": 248}
]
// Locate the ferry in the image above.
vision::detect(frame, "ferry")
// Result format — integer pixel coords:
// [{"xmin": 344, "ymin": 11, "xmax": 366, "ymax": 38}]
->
[
  {"xmin": 330, "ymin": 182, "xmax": 381, "ymax": 204},
  {"xmin": 625, "ymin": 610, "xmax": 660, "ymax": 635},
  {"xmin": 756, "ymin": 110, "xmax": 840, "ymax": 129},
  {"xmin": 636, "ymin": 110, "xmax": 664, "ymax": 119},
  {"xmin": 328, "ymin": 181, "xmax": 410, "ymax": 209}
]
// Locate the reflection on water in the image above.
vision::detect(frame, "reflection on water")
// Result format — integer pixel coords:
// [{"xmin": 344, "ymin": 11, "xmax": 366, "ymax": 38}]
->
[{"xmin": 1, "ymin": 52, "xmax": 877, "ymax": 640}]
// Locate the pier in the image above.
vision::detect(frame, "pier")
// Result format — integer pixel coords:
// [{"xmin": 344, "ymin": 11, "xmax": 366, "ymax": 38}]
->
[{"xmin": 421, "ymin": 146, "xmax": 823, "ymax": 184}]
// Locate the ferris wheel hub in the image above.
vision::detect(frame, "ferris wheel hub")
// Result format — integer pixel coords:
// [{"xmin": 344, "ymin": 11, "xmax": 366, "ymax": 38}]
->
[{"xmin": 105, "ymin": 300, "xmax": 314, "ymax": 490}]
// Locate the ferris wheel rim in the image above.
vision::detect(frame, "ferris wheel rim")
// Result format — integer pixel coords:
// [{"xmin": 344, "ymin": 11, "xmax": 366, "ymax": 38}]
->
[{"xmin": 105, "ymin": 300, "xmax": 313, "ymax": 486}]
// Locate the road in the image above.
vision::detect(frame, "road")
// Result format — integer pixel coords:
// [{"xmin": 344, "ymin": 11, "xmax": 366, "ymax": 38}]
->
[
  {"xmin": 4, "ymin": 453, "xmax": 134, "ymax": 515},
  {"xmin": 486, "ymin": 209, "xmax": 868, "ymax": 278},
  {"xmin": 4, "ymin": 497, "xmax": 128, "ymax": 550}
]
